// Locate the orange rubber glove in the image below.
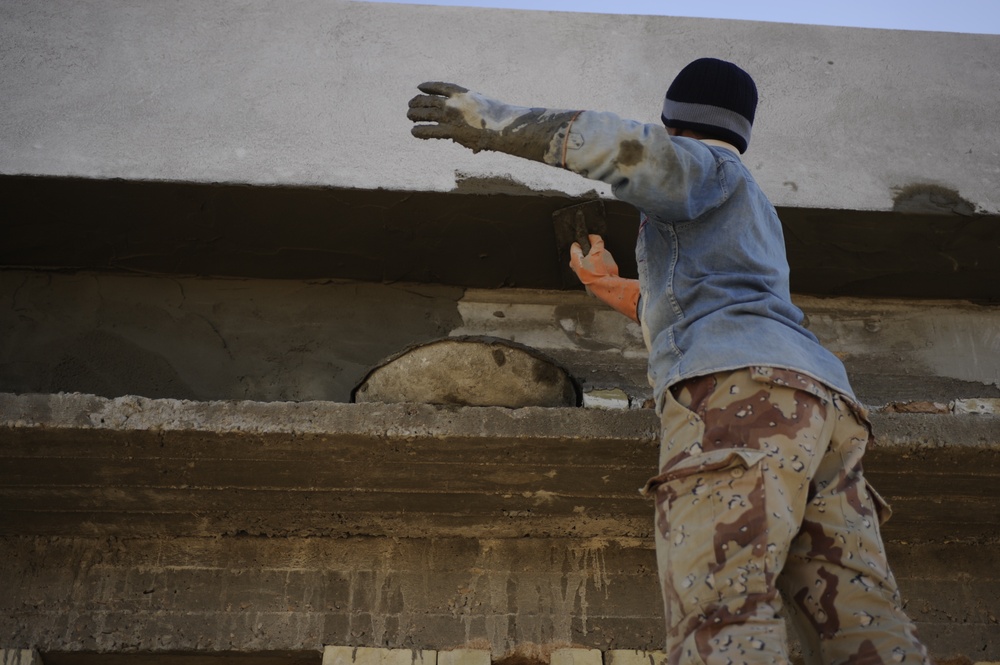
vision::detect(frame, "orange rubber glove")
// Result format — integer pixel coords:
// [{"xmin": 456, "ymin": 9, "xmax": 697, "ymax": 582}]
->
[{"xmin": 569, "ymin": 234, "xmax": 640, "ymax": 323}]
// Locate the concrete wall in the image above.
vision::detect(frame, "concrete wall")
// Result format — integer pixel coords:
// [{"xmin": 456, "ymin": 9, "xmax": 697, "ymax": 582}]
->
[
  {"xmin": 2, "ymin": 1, "xmax": 999, "ymax": 214},
  {"xmin": 2, "ymin": 392, "xmax": 999, "ymax": 658},
  {"xmin": 3, "ymin": 270, "xmax": 999, "ymax": 405},
  {"xmin": 3, "ymin": 1, "xmax": 1000, "ymax": 662}
]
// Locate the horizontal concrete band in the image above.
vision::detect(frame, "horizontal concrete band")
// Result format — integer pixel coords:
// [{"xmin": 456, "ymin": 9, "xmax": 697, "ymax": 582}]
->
[
  {"xmin": 6, "ymin": 643, "xmax": 1000, "ymax": 664},
  {"xmin": 4, "ymin": 177, "xmax": 1000, "ymax": 301},
  {"xmin": 2, "ymin": 536, "xmax": 997, "ymax": 659},
  {"xmin": 1, "ymin": 393, "xmax": 998, "ymax": 542},
  {"xmin": 2, "ymin": 392, "xmax": 999, "ymax": 446}
]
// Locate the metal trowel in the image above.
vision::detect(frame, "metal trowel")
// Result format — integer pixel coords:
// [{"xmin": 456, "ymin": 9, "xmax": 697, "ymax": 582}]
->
[{"xmin": 552, "ymin": 200, "xmax": 607, "ymax": 288}]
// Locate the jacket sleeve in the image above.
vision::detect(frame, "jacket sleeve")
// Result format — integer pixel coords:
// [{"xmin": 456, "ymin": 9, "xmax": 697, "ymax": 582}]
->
[{"xmin": 549, "ymin": 111, "xmax": 728, "ymax": 221}]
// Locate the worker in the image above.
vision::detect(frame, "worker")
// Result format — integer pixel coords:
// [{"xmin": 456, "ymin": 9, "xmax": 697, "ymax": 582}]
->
[{"xmin": 407, "ymin": 58, "xmax": 929, "ymax": 665}]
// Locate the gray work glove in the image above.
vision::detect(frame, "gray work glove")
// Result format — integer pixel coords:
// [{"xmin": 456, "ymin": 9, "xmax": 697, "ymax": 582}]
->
[{"xmin": 407, "ymin": 81, "xmax": 580, "ymax": 164}]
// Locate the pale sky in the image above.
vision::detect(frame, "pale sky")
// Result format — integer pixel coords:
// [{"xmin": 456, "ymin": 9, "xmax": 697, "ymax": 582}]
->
[{"xmin": 359, "ymin": 0, "xmax": 1000, "ymax": 35}]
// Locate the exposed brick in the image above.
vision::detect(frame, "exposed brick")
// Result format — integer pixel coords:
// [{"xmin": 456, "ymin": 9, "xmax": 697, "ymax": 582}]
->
[
  {"xmin": 551, "ymin": 648, "xmax": 603, "ymax": 665},
  {"xmin": 438, "ymin": 649, "xmax": 491, "ymax": 665}
]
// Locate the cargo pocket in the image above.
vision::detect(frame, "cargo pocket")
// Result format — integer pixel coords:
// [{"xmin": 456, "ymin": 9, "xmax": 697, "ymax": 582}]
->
[{"xmin": 644, "ymin": 447, "xmax": 772, "ymax": 614}]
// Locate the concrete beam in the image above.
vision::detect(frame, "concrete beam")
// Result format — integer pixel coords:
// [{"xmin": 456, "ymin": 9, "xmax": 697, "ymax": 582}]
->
[
  {"xmin": 1, "ymin": 392, "xmax": 997, "ymax": 543},
  {"xmin": 3, "ymin": 4, "xmax": 1000, "ymax": 301},
  {"xmin": 4, "ymin": 176, "xmax": 999, "ymax": 301},
  {"xmin": 2, "ymin": 1, "xmax": 998, "ymax": 215}
]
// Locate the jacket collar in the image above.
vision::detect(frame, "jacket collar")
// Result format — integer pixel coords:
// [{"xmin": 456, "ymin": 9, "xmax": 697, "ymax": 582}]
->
[{"xmin": 700, "ymin": 138, "xmax": 741, "ymax": 156}]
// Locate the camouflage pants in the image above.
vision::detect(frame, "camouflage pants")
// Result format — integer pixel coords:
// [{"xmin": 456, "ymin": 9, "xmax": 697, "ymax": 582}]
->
[{"xmin": 644, "ymin": 366, "xmax": 929, "ymax": 665}]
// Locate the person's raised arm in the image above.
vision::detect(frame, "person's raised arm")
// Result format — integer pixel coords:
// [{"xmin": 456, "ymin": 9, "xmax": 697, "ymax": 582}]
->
[
  {"xmin": 408, "ymin": 82, "xmax": 722, "ymax": 220},
  {"xmin": 408, "ymin": 82, "xmax": 581, "ymax": 164}
]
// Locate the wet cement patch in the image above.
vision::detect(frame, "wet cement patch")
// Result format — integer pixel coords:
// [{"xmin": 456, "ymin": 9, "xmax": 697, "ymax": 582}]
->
[{"xmin": 3, "ymin": 175, "xmax": 1000, "ymax": 300}]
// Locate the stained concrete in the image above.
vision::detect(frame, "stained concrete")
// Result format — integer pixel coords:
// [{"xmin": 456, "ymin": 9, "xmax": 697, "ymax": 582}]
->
[
  {"xmin": 3, "ymin": 270, "xmax": 998, "ymax": 407},
  {"xmin": 2, "ymin": 392, "xmax": 997, "ymax": 544},
  {"xmin": 41, "ymin": 655, "xmax": 320, "ymax": 665},
  {"xmin": 0, "ymin": 535, "xmax": 996, "ymax": 658}
]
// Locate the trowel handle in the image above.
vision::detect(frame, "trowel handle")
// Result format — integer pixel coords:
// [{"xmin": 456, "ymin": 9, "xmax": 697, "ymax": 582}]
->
[{"xmin": 574, "ymin": 209, "xmax": 591, "ymax": 255}]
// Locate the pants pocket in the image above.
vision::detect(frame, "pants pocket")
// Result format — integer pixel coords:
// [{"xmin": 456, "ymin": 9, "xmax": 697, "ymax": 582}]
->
[{"xmin": 650, "ymin": 447, "xmax": 772, "ymax": 625}]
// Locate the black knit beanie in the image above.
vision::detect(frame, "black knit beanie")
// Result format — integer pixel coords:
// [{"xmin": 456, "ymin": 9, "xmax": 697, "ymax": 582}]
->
[{"xmin": 661, "ymin": 58, "xmax": 758, "ymax": 153}]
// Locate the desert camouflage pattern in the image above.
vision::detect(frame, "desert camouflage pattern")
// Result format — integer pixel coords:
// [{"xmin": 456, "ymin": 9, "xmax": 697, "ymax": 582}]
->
[{"xmin": 643, "ymin": 366, "xmax": 929, "ymax": 665}]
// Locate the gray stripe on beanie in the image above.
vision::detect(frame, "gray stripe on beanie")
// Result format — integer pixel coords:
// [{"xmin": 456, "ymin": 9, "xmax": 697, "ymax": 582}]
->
[{"xmin": 661, "ymin": 98, "xmax": 752, "ymax": 144}]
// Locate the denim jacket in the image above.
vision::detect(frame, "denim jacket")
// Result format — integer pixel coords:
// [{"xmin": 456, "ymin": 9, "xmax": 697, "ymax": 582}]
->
[{"xmin": 555, "ymin": 110, "xmax": 855, "ymax": 408}]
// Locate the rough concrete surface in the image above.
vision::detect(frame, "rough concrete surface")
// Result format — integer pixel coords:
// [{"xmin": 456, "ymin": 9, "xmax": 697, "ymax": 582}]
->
[
  {"xmin": 2, "ymin": 2, "xmax": 999, "ymax": 214},
  {"xmin": 2, "ymin": 390, "xmax": 995, "ymax": 659},
  {"xmin": 1, "ymin": 392, "xmax": 997, "ymax": 545},
  {"xmin": 1, "ymin": 536, "xmax": 996, "ymax": 660},
  {"xmin": 2, "ymin": 270, "xmax": 998, "ymax": 407}
]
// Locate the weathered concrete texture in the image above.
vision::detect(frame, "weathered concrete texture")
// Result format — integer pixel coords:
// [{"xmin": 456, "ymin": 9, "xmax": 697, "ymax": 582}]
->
[
  {"xmin": 1, "ymin": 392, "xmax": 997, "ymax": 544},
  {"xmin": 0, "ymin": 271, "xmax": 464, "ymax": 403},
  {"xmin": 4, "ymin": 176, "xmax": 1000, "ymax": 301},
  {"xmin": 41, "ymin": 654, "xmax": 320, "ymax": 665},
  {"xmin": 0, "ymin": 536, "xmax": 996, "ymax": 660},
  {"xmin": 1, "ymin": 2, "xmax": 999, "ymax": 215},
  {"xmin": 0, "ymin": 537, "xmax": 662, "ymax": 655},
  {"xmin": 3, "ymin": 271, "xmax": 999, "ymax": 407},
  {"xmin": 457, "ymin": 290, "xmax": 1000, "ymax": 407}
]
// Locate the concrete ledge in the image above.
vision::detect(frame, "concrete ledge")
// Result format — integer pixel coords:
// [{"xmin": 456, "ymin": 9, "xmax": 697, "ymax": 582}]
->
[
  {"xmin": 0, "ymin": 392, "xmax": 659, "ymax": 440},
  {"xmin": 4, "ymin": 391, "xmax": 999, "ymax": 446},
  {"xmin": 1, "ymin": 392, "xmax": 998, "ymax": 542}
]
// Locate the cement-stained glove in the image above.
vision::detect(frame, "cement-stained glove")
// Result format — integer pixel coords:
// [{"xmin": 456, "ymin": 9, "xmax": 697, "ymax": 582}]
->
[
  {"xmin": 407, "ymin": 82, "xmax": 581, "ymax": 164},
  {"xmin": 570, "ymin": 234, "xmax": 640, "ymax": 324}
]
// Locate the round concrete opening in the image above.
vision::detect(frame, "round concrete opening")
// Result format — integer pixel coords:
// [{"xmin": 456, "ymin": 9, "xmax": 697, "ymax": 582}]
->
[{"xmin": 353, "ymin": 337, "xmax": 580, "ymax": 407}]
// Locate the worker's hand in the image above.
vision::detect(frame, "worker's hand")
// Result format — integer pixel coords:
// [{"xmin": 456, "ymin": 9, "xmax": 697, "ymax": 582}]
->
[
  {"xmin": 569, "ymin": 234, "xmax": 621, "ymax": 284},
  {"xmin": 407, "ymin": 81, "xmax": 579, "ymax": 163},
  {"xmin": 407, "ymin": 82, "xmax": 501, "ymax": 153},
  {"xmin": 569, "ymin": 235, "xmax": 640, "ymax": 323}
]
